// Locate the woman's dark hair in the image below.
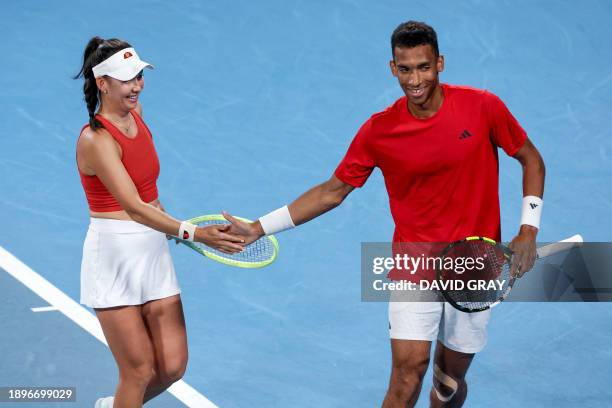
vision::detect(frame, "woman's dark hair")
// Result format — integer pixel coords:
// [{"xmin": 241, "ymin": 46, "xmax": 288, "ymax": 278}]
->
[
  {"xmin": 73, "ymin": 37, "xmax": 132, "ymax": 130},
  {"xmin": 391, "ymin": 21, "xmax": 439, "ymax": 59}
]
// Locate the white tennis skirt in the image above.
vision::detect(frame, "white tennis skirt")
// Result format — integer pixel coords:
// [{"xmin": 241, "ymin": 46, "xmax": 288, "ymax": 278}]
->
[{"xmin": 80, "ymin": 218, "xmax": 181, "ymax": 308}]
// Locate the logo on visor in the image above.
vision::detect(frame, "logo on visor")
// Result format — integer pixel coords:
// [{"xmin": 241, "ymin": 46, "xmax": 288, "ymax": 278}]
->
[{"xmin": 123, "ymin": 51, "xmax": 133, "ymax": 59}]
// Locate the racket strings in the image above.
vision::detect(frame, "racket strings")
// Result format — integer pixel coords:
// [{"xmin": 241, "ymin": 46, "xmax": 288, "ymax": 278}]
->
[
  {"xmin": 193, "ymin": 219, "xmax": 276, "ymax": 263},
  {"xmin": 440, "ymin": 241, "xmax": 512, "ymax": 310}
]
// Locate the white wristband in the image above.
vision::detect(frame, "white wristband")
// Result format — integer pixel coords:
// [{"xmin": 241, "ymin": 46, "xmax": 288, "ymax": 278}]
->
[
  {"xmin": 520, "ymin": 195, "xmax": 543, "ymax": 229},
  {"xmin": 178, "ymin": 221, "xmax": 197, "ymax": 242},
  {"xmin": 259, "ymin": 205, "xmax": 295, "ymax": 235}
]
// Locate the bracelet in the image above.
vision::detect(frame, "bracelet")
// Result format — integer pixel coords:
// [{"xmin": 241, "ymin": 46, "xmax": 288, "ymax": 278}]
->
[
  {"xmin": 178, "ymin": 221, "xmax": 197, "ymax": 242},
  {"xmin": 259, "ymin": 205, "xmax": 295, "ymax": 235},
  {"xmin": 520, "ymin": 195, "xmax": 543, "ymax": 229}
]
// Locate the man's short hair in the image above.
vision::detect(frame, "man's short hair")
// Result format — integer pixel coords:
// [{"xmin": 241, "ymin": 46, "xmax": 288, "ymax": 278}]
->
[{"xmin": 391, "ymin": 21, "xmax": 439, "ymax": 58}]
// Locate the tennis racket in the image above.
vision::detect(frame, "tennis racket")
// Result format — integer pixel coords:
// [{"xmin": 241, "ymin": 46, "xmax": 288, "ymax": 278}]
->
[
  {"xmin": 177, "ymin": 214, "xmax": 279, "ymax": 268},
  {"xmin": 436, "ymin": 234, "xmax": 583, "ymax": 312}
]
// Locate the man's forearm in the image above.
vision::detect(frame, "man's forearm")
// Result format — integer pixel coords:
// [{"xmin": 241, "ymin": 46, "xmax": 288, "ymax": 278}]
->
[
  {"xmin": 252, "ymin": 176, "xmax": 353, "ymax": 237},
  {"xmin": 516, "ymin": 140, "xmax": 546, "ymax": 235},
  {"xmin": 521, "ymin": 157, "xmax": 545, "ymax": 198},
  {"xmin": 288, "ymin": 182, "xmax": 345, "ymax": 226}
]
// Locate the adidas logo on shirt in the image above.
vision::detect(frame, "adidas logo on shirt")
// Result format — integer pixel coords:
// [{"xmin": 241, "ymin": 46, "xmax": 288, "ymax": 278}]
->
[{"xmin": 459, "ymin": 129, "xmax": 472, "ymax": 139}]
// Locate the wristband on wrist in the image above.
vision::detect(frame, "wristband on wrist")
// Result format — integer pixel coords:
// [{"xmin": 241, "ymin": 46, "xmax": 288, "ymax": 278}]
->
[
  {"xmin": 520, "ymin": 195, "xmax": 543, "ymax": 229},
  {"xmin": 178, "ymin": 221, "xmax": 197, "ymax": 242},
  {"xmin": 259, "ymin": 205, "xmax": 295, "ymax": 235}
]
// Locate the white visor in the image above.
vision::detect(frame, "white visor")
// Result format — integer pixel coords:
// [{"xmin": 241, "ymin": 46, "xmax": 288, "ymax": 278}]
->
[{"xmin": 92, "ymin": 47, "xmax": 153, "ymax": 81}]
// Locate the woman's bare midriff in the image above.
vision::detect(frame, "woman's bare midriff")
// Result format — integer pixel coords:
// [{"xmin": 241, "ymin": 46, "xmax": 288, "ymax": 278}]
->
[{"xmin": 90, "ymin": 199, "xmax": 160, "ymax": 220}]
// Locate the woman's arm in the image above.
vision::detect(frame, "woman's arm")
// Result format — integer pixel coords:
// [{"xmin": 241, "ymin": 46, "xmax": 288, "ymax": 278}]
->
[{"xmin": 79, "ymin": 127, "xmax": 244, "ymax": 253}]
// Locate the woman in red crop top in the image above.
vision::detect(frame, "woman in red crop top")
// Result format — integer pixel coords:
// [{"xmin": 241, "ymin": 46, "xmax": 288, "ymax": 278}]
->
[{"xmin": 75, "ymin": 37, "xmax": 245, "ymax": 408}]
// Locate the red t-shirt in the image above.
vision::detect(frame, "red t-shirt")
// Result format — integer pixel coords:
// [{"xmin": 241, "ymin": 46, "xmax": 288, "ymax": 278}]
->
[{"xmin": 334, "ymin": 84, "xmax": 527, "ymax": 280}]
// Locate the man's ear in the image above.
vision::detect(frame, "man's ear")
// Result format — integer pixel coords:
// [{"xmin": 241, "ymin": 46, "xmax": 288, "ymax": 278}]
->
[
  {"xmin": 390, "ymin": 59, "xmax": 398, "ymax": 77},
  {"xmin": 437, "ymin": 55, "xmax": 445, "ymax": 73}
]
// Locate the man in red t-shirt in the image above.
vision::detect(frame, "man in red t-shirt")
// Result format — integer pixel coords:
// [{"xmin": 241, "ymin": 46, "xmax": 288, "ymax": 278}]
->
[{"xmin": 227, "ymin": 21, "xmax": 545, "ymax": 407}]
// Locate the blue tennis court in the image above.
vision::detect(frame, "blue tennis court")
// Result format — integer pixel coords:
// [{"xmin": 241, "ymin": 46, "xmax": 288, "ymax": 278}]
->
[{"xmin": 1, "ymin": 1, "xmax": 611, "ymax": 406}]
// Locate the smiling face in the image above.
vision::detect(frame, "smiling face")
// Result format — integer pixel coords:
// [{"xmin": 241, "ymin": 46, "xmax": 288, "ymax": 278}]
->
[
  {"xmin": 96, "ymin": 71, "xmax": 144, "ymax": 113},
  {"xmin": 390, "ymin": 44, "xmax": 444, "ymax": 118}
]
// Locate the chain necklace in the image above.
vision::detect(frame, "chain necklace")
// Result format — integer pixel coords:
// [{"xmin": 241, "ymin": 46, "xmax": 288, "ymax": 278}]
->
[
  {"xmin": 115, "ymin": 119, "xmax": 131, "ymax": 134},
  {"xmin": 100, "ymin": 113, "xmax": 132, "ymax": 134}
]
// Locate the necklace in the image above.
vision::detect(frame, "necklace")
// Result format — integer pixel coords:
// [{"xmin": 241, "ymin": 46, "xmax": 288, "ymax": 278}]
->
[
  {"xmin": 116, "ymin": 119, "xmax": 131, "ymax": 134},
  {"xmin": 101, "ymin": 113, "xmax": 132, "ymax": 134}
]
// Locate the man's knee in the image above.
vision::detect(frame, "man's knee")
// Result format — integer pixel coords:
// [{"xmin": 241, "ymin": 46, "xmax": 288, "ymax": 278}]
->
[
  {"xmin": 432, "ymin": 363, "xmax": 463, "ymax": 403},
  {"xmin": 391, "ymin": 355, "xmax": 430, "ymax": 389}
]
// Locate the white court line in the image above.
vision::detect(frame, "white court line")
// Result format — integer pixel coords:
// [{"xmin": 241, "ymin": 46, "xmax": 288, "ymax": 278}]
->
[
  {"xmin": 0, "ymin": 246, "xmax": 218, "ymax": 408},
  {"xmin": 31, "ymin": 306, "xmax": 58, "ymax": 312}
]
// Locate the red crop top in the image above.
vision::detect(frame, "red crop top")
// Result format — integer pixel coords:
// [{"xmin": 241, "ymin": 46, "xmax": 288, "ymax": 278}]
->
[{"xmin": 78, "ymin": 110, "xmax": 160, "ymax": 212}]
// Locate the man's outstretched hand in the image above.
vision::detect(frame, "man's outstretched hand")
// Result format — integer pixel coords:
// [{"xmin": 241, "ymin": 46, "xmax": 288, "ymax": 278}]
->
[{"xmin": 223, "ymin": 211, "xmax": 264, "ymax": 246}]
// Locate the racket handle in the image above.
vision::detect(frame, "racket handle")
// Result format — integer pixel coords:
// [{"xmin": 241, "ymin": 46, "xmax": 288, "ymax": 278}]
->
[{"xmin": 536, "ymin": 234, "xmax": 583, "ymax": 259}]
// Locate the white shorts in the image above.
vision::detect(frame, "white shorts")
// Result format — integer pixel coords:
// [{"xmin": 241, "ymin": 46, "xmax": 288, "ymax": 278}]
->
[
  {"xmin": 388, "ymin": 290, "xmax": 491, "ymax": 354},
  {"xmin": 80, "ymin": 218, "xmax": 181, "ymax": 308}
]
